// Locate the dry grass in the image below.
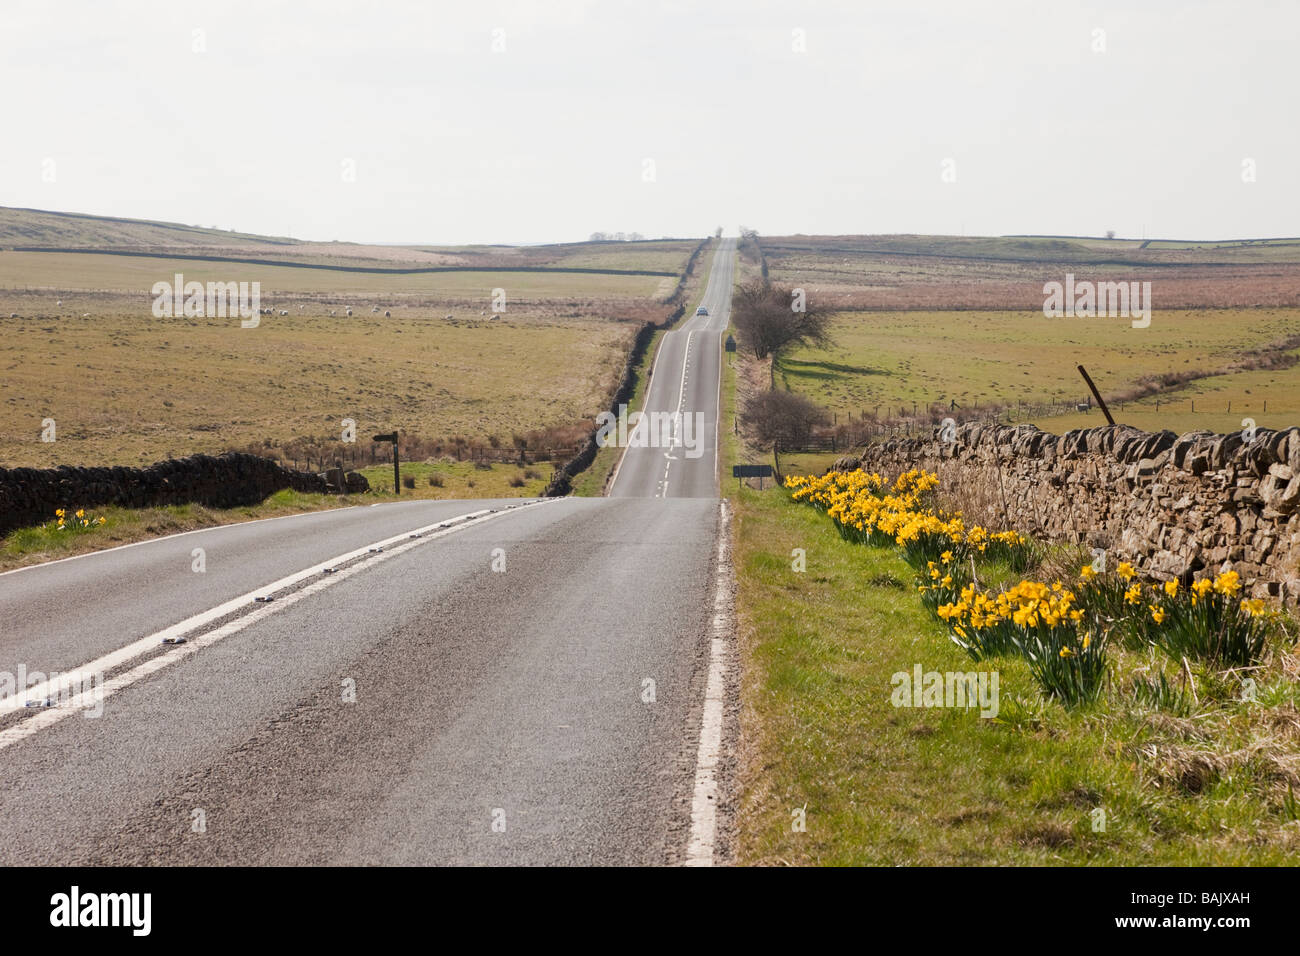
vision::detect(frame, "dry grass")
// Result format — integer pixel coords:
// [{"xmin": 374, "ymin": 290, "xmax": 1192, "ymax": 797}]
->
[{"xmin": 0, "ymin": 293, "xmax": 635, "ymax": 468}]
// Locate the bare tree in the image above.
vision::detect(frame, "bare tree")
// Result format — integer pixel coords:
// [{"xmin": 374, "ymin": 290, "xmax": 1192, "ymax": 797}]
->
[
  {"xmin": 741, "ymin": 389, "xmax": 829, "ymax": 474},
  {"xmin": 1105, "ymin": 229, "xmax": 1117, "ymax": 240},
  {"xmin": 731, "ymin": 278, "xmax": 833, "ymax": 361}
]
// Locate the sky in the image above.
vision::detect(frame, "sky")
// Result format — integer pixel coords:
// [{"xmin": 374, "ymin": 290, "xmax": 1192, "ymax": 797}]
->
[{"xmin": 2, "ymin": 0, "xmax": 1296, "ymax": 245}]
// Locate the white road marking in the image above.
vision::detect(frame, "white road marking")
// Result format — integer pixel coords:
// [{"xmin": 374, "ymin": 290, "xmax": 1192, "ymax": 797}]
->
[
  {"xmin": 685, "ymin": 498, "xmax": 731, "ymax": 865},
  {"xmin": 0, "ymin": 503, "xmax": 368, "ymax": 580},
  {"xmin": 0, "ymin": 504, "xmax": 543, "ymax": 729}
]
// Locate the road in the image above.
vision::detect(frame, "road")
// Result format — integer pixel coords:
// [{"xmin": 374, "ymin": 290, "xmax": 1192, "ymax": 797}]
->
[
  {"xmin": 610, "ymin": 237, "xmax": 736, "ymax": 499},
  {"xmin": 0, "ymin": 239, "xmax": 736, "ymax": 866}
]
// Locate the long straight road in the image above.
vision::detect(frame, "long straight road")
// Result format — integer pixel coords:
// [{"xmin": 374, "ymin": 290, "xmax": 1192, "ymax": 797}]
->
[
  {"xmin": 610, "ymin": 237, "xmax": 735, "ymax": 499},
  {"xmin": 0, "ymin": 239, "xmax": 736, "ymax": 867}
]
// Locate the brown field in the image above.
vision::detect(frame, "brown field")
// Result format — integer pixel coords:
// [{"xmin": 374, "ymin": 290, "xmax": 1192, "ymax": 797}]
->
[
  {"xmin": 0, "ymin": 292, "xmax": 635, "ymax": 469},
  {"xmin": 760, "ymin": 234, "xmax": 1300, "ymax": 310},
  {"xmin": 0, "ymin": 210, "xmax": 711, "ymax": 474}
]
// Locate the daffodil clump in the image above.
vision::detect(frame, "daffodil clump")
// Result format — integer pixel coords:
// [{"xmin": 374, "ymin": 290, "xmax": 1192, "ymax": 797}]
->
[
  {"xmin": 936, "ymin": 577, "xmax": 1105, "ymax": 707},
  {"xmin": 787, "ymin": 467, "xmax": 1286, "ymax": 709},
  {"xmin": 1079, "ymin": 563, "xmax": 1271, "ymax": 667},
  {"xmin": 785, "ymin": 469, "xmax": 1031, "ymax": 571},
  {"xmin": 52, "ymin": 508, "xmax": 107, "ymax": 534}
]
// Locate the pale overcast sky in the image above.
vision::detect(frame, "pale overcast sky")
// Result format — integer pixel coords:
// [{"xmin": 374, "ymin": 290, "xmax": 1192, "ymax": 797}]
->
[{"xmin": 2, "ymin": 0, "xmax": 1295, "ymax": 244}]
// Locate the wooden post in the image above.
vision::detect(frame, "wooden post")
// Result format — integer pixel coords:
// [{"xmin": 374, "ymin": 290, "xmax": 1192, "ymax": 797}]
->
[{"xmin": 1076, "ymin": 365, "xmax": 1115, "ymax": 425}]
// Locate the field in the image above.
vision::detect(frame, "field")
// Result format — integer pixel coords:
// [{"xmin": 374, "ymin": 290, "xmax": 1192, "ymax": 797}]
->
[
  {"xmin": 779, "ymin": 308, "xmax": 1300, "ymax": 437},
  {"xmin": 0, "ymin": 296, "xmax": 632, "ymax": 469},
  {"xmin": 759, "ymin": 234, "xmax": 1300, "ymax": 311},
  {"xmin": 0, "ymin": 207, "xmax": 700, "ymax": 275},
  {"xmin": 0, "ymin": 208, "xmax": 709, "ymax": 475},
  {"xmin": 750, "ymin": 233, "xmax": 1300, "ymax": 443},
  {"xmin": 0, "ymin": 251, "xmax": 669, "ymax": 301}
]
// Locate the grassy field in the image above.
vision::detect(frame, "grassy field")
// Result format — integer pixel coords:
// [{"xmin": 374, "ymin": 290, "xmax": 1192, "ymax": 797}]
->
[
  {"xmin": 760, "ymin": 233, "xmax": 1300, "ymax": 311},
  {"xmin": 778, "ymin": 308, "xmax": 1300, "ymax": 437},
  {"xmin": 0, "ymin": 252, "xmax": 668, "ymax": 300},
  {"xmin": 0, "ymin": 298, "xmax": 635, "ymax": 469}
]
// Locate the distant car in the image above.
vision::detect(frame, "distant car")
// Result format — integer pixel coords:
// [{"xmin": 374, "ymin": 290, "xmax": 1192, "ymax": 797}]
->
[{"xmin": 695, "ymin": 306, "xmax": 709, "ymax": 316}]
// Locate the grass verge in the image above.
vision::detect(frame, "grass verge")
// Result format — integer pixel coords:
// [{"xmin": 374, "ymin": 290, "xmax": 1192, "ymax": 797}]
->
[
  {"xmin": 0, "ymin": 457, "xmax": 548, "ymax": 573},
  {"xmin": 731, "ymin": 480, "xmax": 1300, "ymax": 864}
]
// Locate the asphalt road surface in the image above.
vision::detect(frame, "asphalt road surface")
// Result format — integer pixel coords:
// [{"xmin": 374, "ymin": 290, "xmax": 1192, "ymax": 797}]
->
[{"xmin": 0, "ymin": 239, "xmax": 737, "ymax": 866}]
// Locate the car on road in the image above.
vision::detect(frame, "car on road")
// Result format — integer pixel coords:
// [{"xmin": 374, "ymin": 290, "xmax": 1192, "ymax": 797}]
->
[{"xmin": 695, "ymin": 306, "xmax": 709, "ymax": 316}]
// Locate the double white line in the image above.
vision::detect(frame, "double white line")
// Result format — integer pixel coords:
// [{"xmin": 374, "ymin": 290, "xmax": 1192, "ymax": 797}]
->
[{"xmin": 0, "ymin": 503, "xmax": 540, "ymax": 751}]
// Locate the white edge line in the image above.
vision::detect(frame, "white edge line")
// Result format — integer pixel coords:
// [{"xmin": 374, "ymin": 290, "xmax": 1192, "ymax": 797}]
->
[
  {"xmin": 1, "ymin": 503, "xmax": 542, "ymax": 719},
  {"xmin": 0, "ymin": 502, "xmax": 537, "ymax": 753},
  {"xmin": 684, "ymin": 498, "xmax": 731, "ymax": 866},
  {"xmin": 0, "ymin": 502, "xmax": 377, "ymax": 580}
]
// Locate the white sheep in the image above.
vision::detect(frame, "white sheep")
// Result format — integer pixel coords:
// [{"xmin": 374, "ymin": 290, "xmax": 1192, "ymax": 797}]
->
[
  {"xmin": 346, "ymin": 308, "xmax": 353, "ymax": 317},
  {"xmin": 385, "ymin": 310, "xmax": 391, "ymax": 317}
]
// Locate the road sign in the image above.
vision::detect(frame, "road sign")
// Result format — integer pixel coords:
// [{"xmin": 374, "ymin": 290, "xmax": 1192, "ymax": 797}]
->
[
  {"xmin": 733, "ymin": 463, "xmax": 774, "ymax": 489},
  {"xmin": 724, "ymin": 335, "xmax": 736, "ymax": 353}
]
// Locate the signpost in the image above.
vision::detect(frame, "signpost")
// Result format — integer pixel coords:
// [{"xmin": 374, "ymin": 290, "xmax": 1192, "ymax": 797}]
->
[
  {"xmin": 733, "ymin": 463, "xmax": 774, "ymax": 490},
  {"xmin": 373, "ymin": 432, "xmax": 399, "ymax": 494}
]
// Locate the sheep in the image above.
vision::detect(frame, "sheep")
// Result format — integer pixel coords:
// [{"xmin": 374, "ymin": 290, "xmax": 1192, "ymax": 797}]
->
[
  {"xmin": 279, "ymin": 310, "xmax": 288, "ymax": 316},
  {"xmin": 372, "ymin": 306, "xmax": 380, "ymax": 313},
  {"xmin": 8, "ymin": 313, "xmax": 16, "ymax": 319},
  {"xmin": 384, "ymin": 310, "xmax": 391, "ymax": 317},
  {"xmin": 490, "ymin": 314, "xmax": 499, "ymax": 320},
  {"xmin": 445, "ymin": 313, "xmax": 453, "ymax": 320},
  {"xmin": 56, "ymin": 300, "xmax": 62, "ymax": 307},
  {"xmin": 330, "ymin": 310, "xmax": 336, "ymax": 316},
  {"xmin": 82, "ymin": 313, "xmax": 90, "ymax": 317},
  {"xmin": 1075, "ymin": 403, "xmax": 1090, "ymax": 413},
  {"xmin": 346, "ymin": 308, "xmax": 353, "ymax": 317}
]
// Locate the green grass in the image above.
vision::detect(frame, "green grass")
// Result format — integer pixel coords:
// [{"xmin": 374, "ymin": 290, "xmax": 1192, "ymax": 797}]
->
[
  {"xmin": 0, "ymin": 488, "xmax": 357, "ymax": 573},
  {"xmin": 357, "ymin": 458, "xmax": 547, "ymax": 498},
  {"xmin": 731, "ymin": 483, "xmax": 1300, "ymax": 864},
  {"xmin": 0, "ymin": 459, "xmax": 548, "ymax": 573},
  {"xmin": 778, "ymin": 309, "xmax": 1300, "ymax": 435}
]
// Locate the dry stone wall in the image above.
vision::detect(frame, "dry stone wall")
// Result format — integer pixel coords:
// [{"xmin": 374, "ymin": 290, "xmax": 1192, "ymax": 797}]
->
[
  {"xmin": 846, "ymin": 422, "xmax": 1300, "ymax": 604},
  {"xmin": 0, "ymin": 453, "xmax": 368, "ymax": 535}
]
